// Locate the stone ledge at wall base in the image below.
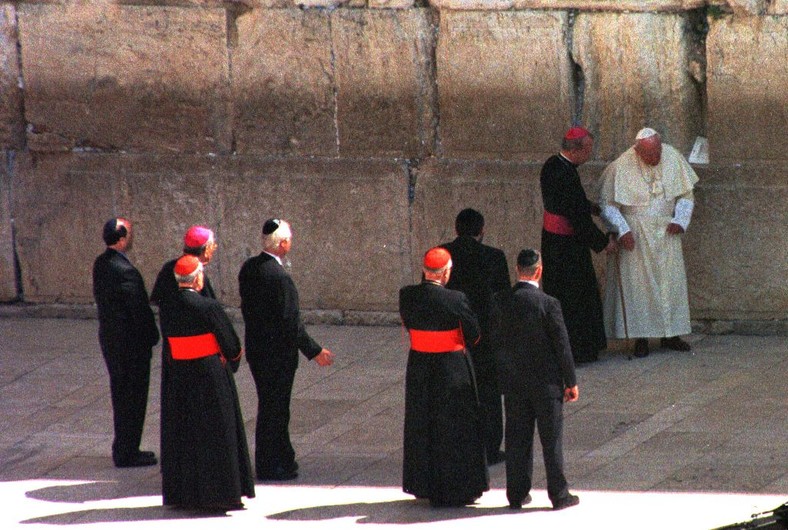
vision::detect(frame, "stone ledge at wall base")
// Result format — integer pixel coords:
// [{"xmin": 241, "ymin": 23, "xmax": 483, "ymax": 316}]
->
[
  {"xmin": 0, "ymin": 303, "xmax": 402, "ymax": 327},
  {"xmin": 0, "ymin": 303, "xmax": 784, "ymax": 335},
  {"xmin": 429, "ymin": 0, "xmax": 707, "ymax": 11}
]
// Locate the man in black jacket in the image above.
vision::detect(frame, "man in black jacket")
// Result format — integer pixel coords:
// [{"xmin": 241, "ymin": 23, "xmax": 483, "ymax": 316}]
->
[
  {"xmin": 440, "ymin": 208, "xmax": 510, "ymax": 465},
  {"xmin": 492, "ymin": 249, "xmax": 580, "ymax": 511},
  {"xmin": 92, "ymin": 217, "xmax": 159, "ymax": 468},
  {"xmin": 238, "ymin": 218, "xmax": 334, "ymax": 481}
]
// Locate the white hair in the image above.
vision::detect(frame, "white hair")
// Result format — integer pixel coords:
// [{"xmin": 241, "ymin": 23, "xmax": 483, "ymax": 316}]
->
[{"xmin": 262, "ymin": 220, "xmax": 292, "ymax": 251}]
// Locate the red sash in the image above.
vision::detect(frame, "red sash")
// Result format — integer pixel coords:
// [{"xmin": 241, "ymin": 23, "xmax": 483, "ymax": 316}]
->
[
  {"xmin": 168, "ymin": 333, "xmax": 221, "ymax": 361},
  {"xmin": 409, "ymin": 328, "xmax": 465, "ymax": 353},
  {"xmin": 543, "ymin": 210, "xmax": 575, "ymax": 236}
]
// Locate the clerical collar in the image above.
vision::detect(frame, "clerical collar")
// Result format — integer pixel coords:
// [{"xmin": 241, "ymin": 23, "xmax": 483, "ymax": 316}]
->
[
  {"xmin": 558, "ymin": 153, "xmax": 577, "ymax": 167},
  {"xmin": 264, "ymin": 251, "xmax": 283, "ymax": 266},
  {"xmin": 517, "ymin": 280, "xmax": 540, "ymax": 288},
  {"xmin": 423, "ymin": 279, "xmax": 443, "ymax": 287}
]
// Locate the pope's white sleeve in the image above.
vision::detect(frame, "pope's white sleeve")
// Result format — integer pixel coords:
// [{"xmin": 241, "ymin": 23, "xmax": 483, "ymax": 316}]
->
[
  {"xmin": 672, "ymin": 198, "xmax": 694, "ymax": 231},
  {"xmin": 601, "ymin": 205, "xmax": 630, "ymax": 236}
]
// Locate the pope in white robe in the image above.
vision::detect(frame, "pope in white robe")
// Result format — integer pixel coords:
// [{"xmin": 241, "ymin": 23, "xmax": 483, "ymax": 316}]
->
[{"xmin": 598, "ymin": 128, "xmax": 699, "ymax": 357}]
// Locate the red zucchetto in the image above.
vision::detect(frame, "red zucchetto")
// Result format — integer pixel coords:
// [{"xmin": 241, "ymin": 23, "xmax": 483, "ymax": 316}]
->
[
  {"xmin": 423, "ymin": 247, "xmax": 452, "ymax": 270},
  {"xmin": 564, "ymin": 126, "xmax": 590, "ymax": 140}
]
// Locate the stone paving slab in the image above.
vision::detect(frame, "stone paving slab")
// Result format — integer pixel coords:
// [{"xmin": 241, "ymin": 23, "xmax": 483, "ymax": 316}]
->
[{"xmin": 0, "ymin": 316, "xmax": 786, "ymax": 529}]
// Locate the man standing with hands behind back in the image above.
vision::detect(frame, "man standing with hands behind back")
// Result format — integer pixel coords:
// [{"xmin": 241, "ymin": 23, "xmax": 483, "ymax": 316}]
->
[
  {"xmin": 492, "ymin": 249, "xmax": 580, "ymax": 511},
  {"xmin": 239, "ymin": 218, "xmax": 334, "ymax": 482}
]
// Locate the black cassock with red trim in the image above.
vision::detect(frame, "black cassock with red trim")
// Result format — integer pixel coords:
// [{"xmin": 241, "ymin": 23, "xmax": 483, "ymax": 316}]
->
[{"xmin": 399, "ymin": 280, "xmax": 489, "ymax": 506}]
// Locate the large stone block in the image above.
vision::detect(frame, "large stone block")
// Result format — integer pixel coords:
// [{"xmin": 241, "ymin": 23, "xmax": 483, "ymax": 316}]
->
[
  {"xmin": 707, "ymin": 15, "xmax": 788, "ymax": 162},
  {"xmin": 222, "ymin": 157, "xmax": 410, "ymax": 311},
  {"xmin": 572, "ymin": 12, "xmax": 704, "ymax": 161},
  {"xmin": 686, "ymin": 163, "xmax": 787, "ymax": 320},
  {"xmin": 232, "ymin": 9, "xmax": 336, "ymax": 156},
  {"xmin": 432, "ymin": 0, "xmax": 705, "ymax": 10},
  {"xmin": 12, "ymin": 153, "xmax": 410, "ymax": 311},
  {"xmin": 12, "ymin": 154, "xmax": 120, "ymax": 303},
  {"xmin": 0, "ymin": 151, "xmax": 16, "ymax": 301},
  {"xmin": 18, "ymin": 3, "xmax": 231, "ymax": 154},
  {"xmin": 332, "ymin": 8, "xmax": 435, "ymax": 158},
  {"xmin": 436, "ymin": 10, "xmax": 572, "ymax": 162},
  {"xmin": 769, "ymin": 1, "xmax": 788, "ymax": 15},
  {"xmin": 0, "ymin": 4, "xmax": 23, "ymax": 150}
]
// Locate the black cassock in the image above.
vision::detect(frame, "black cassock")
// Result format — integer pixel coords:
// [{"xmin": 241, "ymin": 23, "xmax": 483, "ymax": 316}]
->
[
  {"xmin": 160, "ymin": 289, "xmax": 255, "ymax": 508},
  {"xmin": 150, "ymin": 258, "xmax": 217, "ymax": 483},
  {"xmin": 399, "ymin": 282, "xmax": 489, "ymax": 506},
  {"xmin": 540, "ymin": 154, "xmax": 609, "ymax": 363}
]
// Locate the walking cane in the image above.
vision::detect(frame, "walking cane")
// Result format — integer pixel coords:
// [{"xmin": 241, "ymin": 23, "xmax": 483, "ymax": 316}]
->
[{"xmin": 614, "ymin": 251, "xmax": 631, "ymax": 360}]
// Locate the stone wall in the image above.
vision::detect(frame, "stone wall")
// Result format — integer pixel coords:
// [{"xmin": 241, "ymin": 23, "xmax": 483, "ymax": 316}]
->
[{"xmin": 0, "ymin": 0, "xmax": 786, "ymax": 328}]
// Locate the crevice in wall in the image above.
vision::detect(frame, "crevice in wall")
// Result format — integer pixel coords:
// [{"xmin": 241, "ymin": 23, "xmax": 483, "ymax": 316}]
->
[
  {"xmin": 328, "ymin": 12, "xmax": 340, "ymax": 157},
  {"xmin": 6, "ymin": 151, "xmax": 22, "ymax": 302},
  {"xmin": 426, "ymin": 9, "xmax": 440, "ymax": 158},
  {"xmin": 14, "ymin": 7, "xmax": 27, "ymax": 153},
  {"xmin": 688, "ymin": 7, "xmax": 709, "ymax": 140},
  {"xmin": 566, "ymin": 9, "xmax": 585, "ymax": 126}
]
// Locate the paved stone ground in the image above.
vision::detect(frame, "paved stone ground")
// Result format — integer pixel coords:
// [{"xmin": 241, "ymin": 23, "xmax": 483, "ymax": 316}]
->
[{"xmin": 1, "ymin": 316, "xmax": 786, "ymax": 530}]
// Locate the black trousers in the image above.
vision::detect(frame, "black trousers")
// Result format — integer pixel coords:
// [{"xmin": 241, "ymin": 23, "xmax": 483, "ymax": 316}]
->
[
  {"xmin": 504, "ymin": 392, "xmax": 569, "ymax": 504},
  {"xmin": 470, "ymin": 349, "xmax": 503, "ymax": 458},
  {"xmin": 102, "ymin": 347, "xmax": 152, "ymax": 464},
  {"xmin": 248, "ymin": 354, "xmax": 298, "ymax": 476}
]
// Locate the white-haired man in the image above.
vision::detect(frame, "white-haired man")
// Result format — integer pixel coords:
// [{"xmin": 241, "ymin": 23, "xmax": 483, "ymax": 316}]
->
[
  {"xmin": 238, "ymin": 218, "xmax": 334, "ymax": 481},
  {"xmin": 599, "ymin": 128, "xmax": 699, "ymax": 358}
]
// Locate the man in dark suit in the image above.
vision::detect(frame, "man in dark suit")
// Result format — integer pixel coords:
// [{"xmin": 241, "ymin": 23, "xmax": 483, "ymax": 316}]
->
[
  {"xmin": 238, "ymin": 218, "xmax": 334, "ymax": 481},
  {"xmin": 440, "ymin": 208, "xmax": 510, "ymax": 465},
  {"xmin": 492, "ymin": 249, "xmax": 580, "ymax": 510},
  {"xmin": 92, "ymin": 217, "xmax": 160, "ymax": 468}
]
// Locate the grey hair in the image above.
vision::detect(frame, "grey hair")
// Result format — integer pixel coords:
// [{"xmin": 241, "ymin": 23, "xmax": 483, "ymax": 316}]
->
[
  {"xmin": 262, "ymin": 220, "xmax": 292, "ymax": 251},
  {"xmin": 174, "ymin": 261, "xmax": 203, "ymax": 284}
]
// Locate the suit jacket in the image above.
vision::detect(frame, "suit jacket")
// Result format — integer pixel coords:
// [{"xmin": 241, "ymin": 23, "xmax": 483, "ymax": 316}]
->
[
  {"xmin": 440, "ymin": 236, "xmax": 510, "ymax": 337},
  {"xmin": 492, "ymin": 282, "xmax": 576, "ymax": 399},
  {"xmin": 238, "ymin": 252, "xmax": 321, "ymax": 360},
  {"xmin": 92, "ymin": 248, "xmax": 159, "ymax": 356}
]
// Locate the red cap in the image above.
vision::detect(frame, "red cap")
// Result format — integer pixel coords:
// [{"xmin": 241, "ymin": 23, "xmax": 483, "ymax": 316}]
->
[
  {"xmin": 174, "ymin": 255, "xmax": 201, "ymax": 277},
  {"xmin": 564, "ymin": 126, "xmax": 590, "ymax": 140},
  {"xmin": 183, "ymin": 225, "xmax": 212, "ymax": 248},
  {"xmin": 424, "ymin": 247, "xmax": 451, "ymax": 270}
]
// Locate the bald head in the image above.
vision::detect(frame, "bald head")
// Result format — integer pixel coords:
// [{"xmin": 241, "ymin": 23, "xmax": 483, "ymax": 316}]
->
[{"xmin": 634, "ymin": 133, "xmax": 662, "ymax": 166}]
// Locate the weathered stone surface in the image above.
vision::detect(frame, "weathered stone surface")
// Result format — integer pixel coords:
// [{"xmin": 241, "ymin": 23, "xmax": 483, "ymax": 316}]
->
[
  {"xmin": 223, "ymin": 157, "xmax": 410, "ymax": 310},
  {"xmin": 717, "ymin": 0, "xmax": 766, "ymax": 15},
  {"xmin": 0, "ymin": 151, "xmax": 16, "ymax": 301},
  {"xmin": 233, "ymin": 9, "xmax": 336, "ymax": 156},
  {"xmin": 769, "ymin": 0, "xmax": 788, "ymax": 15},
  {"xmin": 686, "ymin": 163, "xmax": 787, "ymax": 320},
  {"xmin": 332, "ymin": 9, "xmax": 435, "ymax": 158},
  {"xmin": 18, "ymin": 4, "xmax": 230, "ymax": 154},
  {"xmin": 12, "ymin": 153, "xmax": 410, "ymax": 311},
  {"xmin": 432, "ymin": 0, "xmax": 705, "ymax": 10},
  {"xmin": 436, "ymin": 11, "xmax": 572, "ymax": 161},
  {"xmin": 368, "ymin": 0, "xmax": 414, "ymax": 8},
  {"xmin": 707, "ymin": 15, "xmax": 788, "ymax": 162},
  {"xmin": 572, "ymin": 12, "xmax": 704, "ymax": 161},
  {"xmin": 0, "ymin": 4, "xmax": 23, "ymax": 150}
]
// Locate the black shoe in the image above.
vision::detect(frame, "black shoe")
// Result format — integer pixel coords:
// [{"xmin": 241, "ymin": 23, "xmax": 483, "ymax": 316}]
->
[
  {"xmin": 487, "ymin": 450, "xmax": 505, "ymax": 465},
  {"xmin": 257, "ymin": 466, "xmax": 298, "ymax": 481},
  {"xmin": 508, "ymin": 494, "xmax": 532, "ymax": 509},
  {"xmin": 552, "ymin": 494, "xmax": 579, "ymax": 510},
  {"xmin": 633, "ymin": 339, "xmax": 649, "ymax": 358},
  {"xmin": 115, "ymin": 452, "xmax": 158, "ymax": 468},
  {"xmin": 660, "ymin": 336, "xmax": 691, "ymax": 351}
]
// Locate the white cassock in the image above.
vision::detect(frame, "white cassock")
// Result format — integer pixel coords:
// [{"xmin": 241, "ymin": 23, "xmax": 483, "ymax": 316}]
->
[{"xmin": 598, "ymin": 144, "xmax": 699, "ymax": 339}]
